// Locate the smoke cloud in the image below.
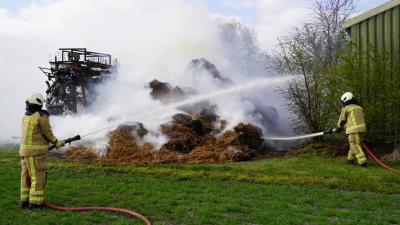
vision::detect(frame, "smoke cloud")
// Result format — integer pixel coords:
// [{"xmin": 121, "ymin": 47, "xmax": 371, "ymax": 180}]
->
[{"xmin": 0, "ymin": 0, "xmax": 292, "ymax": 147}]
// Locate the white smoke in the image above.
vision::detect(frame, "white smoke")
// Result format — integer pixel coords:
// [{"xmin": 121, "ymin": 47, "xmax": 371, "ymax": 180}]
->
[{"xmin": 0, "ymin": 0, "xmax": 292, "ymax": 147}]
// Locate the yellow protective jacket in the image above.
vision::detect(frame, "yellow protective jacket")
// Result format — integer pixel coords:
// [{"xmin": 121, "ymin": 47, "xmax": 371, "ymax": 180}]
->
[
  {"xmin": 19, "ymin": 111, "xmax": 58, "ymax": 157},
  {"xmin": 337, "ymin": 104, "xmax": 366, "ymax": 134}
]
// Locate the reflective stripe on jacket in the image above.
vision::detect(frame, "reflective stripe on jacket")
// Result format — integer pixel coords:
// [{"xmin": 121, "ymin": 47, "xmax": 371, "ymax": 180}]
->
[
  {"xmin": 19, "ymin": 112, "xmax": 58, "ymax": 157},
  {"xmin": 337, "ymin": 104, "xmax": 366, "ymax": 134}
]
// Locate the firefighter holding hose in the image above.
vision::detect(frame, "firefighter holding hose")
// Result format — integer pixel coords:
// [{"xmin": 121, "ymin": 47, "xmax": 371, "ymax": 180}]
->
[
  {"xmin": 19, "ymin": 93, "xmax": 65, "ymax": 209},
  {"xmin": 331, "ymin": 92, "xmax": 368, "ymax": 167}
]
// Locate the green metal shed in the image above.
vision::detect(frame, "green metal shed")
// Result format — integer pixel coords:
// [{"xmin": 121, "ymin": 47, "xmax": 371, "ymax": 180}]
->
[{"xmin": 343, "ymin": 0, "xmax": 400, "ymax": 55}]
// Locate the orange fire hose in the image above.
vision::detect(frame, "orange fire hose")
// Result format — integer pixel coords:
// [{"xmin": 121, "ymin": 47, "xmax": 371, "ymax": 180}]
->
[
  {"xmin": 44, "ymin": 202, "xmax": 152, "ymax": 225},
  {"xmin": 361, "ymin": 142, "xmax": 398, "ymax": 173}
]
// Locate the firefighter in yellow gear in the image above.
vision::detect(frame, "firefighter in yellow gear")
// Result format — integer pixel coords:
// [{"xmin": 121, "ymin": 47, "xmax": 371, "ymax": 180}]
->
[
  {"xmin": 332, "ymin": 92, "xmax": 367, "ymax": 167},
  {"xmin": 19, "ymin": 93, "xmax": 65, "ymax": 209}
]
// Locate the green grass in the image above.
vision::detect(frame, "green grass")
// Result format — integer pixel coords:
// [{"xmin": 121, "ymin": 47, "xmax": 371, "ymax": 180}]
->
[{"xmin": 0, "ymin": 149, "xmax": 399, "ymax": 225}]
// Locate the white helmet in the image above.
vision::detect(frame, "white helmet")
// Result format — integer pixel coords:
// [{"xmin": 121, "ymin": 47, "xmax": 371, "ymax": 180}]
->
[
  {"xmin": 340, "ymin": 92, "xmax": 354, "ymax": 103},
  {"xmin": 26, "ymin": 93, "xmax": 45, "ymax": 106}
]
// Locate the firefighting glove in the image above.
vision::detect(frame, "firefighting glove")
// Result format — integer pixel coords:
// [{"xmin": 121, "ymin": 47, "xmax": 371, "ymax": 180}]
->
[
  {"xmin": 332, "ymin": 127, "xmax": 342, "ymax": 133},
  {"xmin": 55, "ymin": 140, "xmax": 66, "ymax": 149},
  {"xmin": 324, "ymin": 127, "xmax": 342, "ymax": 134}
]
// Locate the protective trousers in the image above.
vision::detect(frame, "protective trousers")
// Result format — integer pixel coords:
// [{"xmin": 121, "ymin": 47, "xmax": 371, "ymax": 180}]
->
[
  {"xmin": 347, "ymin": 133, "xmax": 367, "ymax": 165},
  {"xmin": 20, "ymin": 154, "xmax": 47, "ymax": 205}
]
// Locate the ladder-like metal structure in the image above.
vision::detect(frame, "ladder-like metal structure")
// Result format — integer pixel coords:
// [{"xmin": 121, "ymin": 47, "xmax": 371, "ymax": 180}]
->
[{"xmin": 39, "ymin": 48, "xmax": 117, "ymax": 115}]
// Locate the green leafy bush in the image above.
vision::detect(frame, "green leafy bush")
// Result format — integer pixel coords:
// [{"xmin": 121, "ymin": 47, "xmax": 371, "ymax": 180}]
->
[{"xmin": 333, "ymin": 45, "xmax": 400, "ymax": 145}]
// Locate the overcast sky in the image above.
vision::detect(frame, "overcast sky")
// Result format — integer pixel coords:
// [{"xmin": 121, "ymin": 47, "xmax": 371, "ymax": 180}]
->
[
  {"xmin": 0, "ymin": 0, "xmax": 390, "ymax": 50},
  {"xmin": 1, "ymin": 0, "xmax": 390, "ymax": 18}
]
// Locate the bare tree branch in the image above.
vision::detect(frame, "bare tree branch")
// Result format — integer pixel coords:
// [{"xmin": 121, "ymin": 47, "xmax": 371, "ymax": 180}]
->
[{"xmin": 276, "ymin": 0, "xmax": 355, "ymax": 133}]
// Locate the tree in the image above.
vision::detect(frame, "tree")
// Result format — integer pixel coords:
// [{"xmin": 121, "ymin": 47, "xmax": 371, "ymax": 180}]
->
[
  {"xmin": 277, "ymin": 0, "xmax": 354, "ymax": 134},
  {"xmin": 218, "ymin": 19, "xmax": 272, "ymax": 76}
]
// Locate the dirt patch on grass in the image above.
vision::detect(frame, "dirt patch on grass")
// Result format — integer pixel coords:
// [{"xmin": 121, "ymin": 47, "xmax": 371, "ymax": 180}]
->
[
  {"xmin": 382, "ymin": 146, "xmax": 400, "ymax": 162},
  {"xmin": 285, "ymin": 142, "xmax": 348, "ymax": 157}
]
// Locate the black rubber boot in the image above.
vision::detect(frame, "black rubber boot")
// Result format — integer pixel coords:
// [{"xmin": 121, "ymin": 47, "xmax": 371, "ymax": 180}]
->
[
  {"xmin": 360, "ymin": 162, "xmax": 368, "ymax": 167},
  {"xmin": 29, "ymin": 203, "xmax": 44, "ymax": 209},
  {"xmin": 346, "ymin": 159, "xmax": 356, "ymax": 165},
  {"xmin": 20, "ymin": 201, "xmax": 29, "ymax": 209}
]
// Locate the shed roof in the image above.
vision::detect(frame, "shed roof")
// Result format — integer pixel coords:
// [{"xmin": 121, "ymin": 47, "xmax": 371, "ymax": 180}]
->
[{"xmin": 343, "ymin": 0, "xmax": 400, "ymax": 28}]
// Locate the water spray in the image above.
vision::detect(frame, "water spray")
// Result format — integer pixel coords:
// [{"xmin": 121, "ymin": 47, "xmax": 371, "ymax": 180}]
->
[
  {"xmin": 80, "ymin": 76, "xmax": 292, "ymax": 139},
  {"xmin": 12, "ymin": 76, "xmax": 291, "ymax": 141},
  {"xmin": 262, "ymin": 132, "xmax": 324, "ymax": 141}
]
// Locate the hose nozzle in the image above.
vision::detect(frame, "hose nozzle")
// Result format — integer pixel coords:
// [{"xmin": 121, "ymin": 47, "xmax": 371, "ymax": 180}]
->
[
  {"xmin": 65, "ymin": 135, "xmax": 81, "ymax": 145},
  {"xmin": 48, "ymin": 134, "xmax": 81, "ymax": 151}
]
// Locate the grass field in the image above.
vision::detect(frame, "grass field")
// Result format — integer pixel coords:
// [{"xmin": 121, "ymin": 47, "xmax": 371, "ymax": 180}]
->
[{"xmin": 0, "ymin": 148, "xmax": 399, "ymax": 225}]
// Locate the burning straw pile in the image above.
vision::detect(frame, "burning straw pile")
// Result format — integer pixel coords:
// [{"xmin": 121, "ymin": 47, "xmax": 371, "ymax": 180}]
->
[
  {"xmin": 66, "ymin": 116, "xmax": 263, "ymax": 164},
  {"xmin": 64, "ymin": 146, "xmax": 98, "ymax": 162},
  {"xmin": 65, "ymin": 77, "xmax": 265, "ymax": 164},
  {"xmin": 107, "ymin": 124, "xmax": 155, "ymax": 164}
]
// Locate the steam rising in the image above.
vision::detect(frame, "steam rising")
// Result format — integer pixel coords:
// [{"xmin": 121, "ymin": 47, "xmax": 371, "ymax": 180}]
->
[{"xmin": 0, "ymin": 0, "xmax": 293, "ymax": 146}]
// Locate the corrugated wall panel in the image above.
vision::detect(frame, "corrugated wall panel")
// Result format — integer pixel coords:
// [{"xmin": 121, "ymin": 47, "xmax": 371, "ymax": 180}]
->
[
  {"xmin": 376, "ymin": 13, "xmax": 385, "ymax": 50},
  {"xmin": 368, "ymin": 18, "xmax": 376, "ymax": 47},
  {"xmin": 392, "ymin": 6, "xmax": 400, "ymax": 55},
  {"xmin": 361, "ymin": 20, "xmax": 368, "ymax": 52},
  {"xmin": 384, "ymin": 9, "xmax": 392, "ymax": 55},
  {"xmin": 348, "ymin": 4, "xmax": 400, "ymax": 56},
  {"xmin": 351, "ymin": 23, "xmax": 359, "ymax": 48}
]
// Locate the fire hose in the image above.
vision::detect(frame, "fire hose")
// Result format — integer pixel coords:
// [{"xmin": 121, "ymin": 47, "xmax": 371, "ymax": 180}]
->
[
  {"xmin": 263, "ymin": 132, "xmax": 398, "ymax": 173},
  {"xmin": 47, "ymin": 135, "xmax": 152, "ymax": 225},
  {"xmin": 44, "ymin": 202, "xmax": 151, "ymax": 225},
  {"xmin": 361, "ymin": 142, "xmax": 398, "ymax": 173}
]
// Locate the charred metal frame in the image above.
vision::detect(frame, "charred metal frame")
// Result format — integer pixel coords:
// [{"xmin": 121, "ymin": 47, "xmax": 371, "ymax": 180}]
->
[{"xmin": 39, "ymin": 48, "xmax": 116, "ymax": 115}]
